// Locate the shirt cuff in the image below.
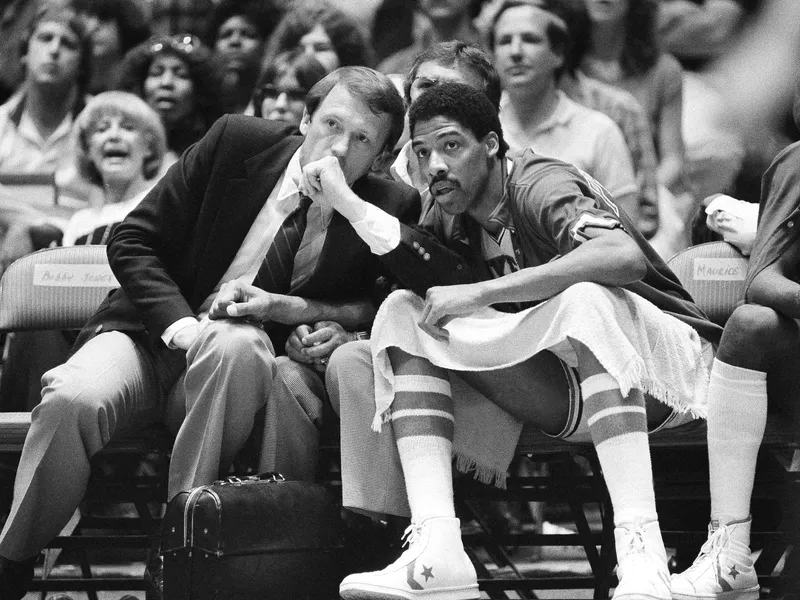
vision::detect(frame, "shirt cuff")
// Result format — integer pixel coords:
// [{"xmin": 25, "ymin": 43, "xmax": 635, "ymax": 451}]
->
[
  {"xmin": 350, "ymin": 202, "xmax": 401, "ymax": 256},
  {"xmin": 162, "ymin": 316, "xmax": 199, "ymax": 348}
]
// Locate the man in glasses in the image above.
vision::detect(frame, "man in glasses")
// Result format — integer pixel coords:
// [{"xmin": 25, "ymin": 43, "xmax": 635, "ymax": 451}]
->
[
  {"xmin": 252, "ymin": 50, "xmax": 327, "ymax": 127},
  {"xmin": 0, "ymin": 66, "xmax": 472, "ymax": 599}
]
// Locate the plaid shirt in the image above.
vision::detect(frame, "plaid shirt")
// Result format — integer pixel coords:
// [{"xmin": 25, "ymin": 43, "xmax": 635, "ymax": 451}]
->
[{"xmin": 564, "ymin": 73, "xmax": 661, "ymax": 238}]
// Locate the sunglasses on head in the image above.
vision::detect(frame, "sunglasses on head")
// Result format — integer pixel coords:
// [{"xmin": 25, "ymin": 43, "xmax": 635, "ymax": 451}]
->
[
  {"xmin": 259, "ymin": 84, "xmax": 308, "ymax": 104},
  {"xmin": 149, "ymin": 34, "xmax": 201, "ymax": 56}
]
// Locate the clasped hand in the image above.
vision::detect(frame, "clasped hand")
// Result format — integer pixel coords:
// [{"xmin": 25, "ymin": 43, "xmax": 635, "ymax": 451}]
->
[
  {"xmin": 419, "ymin": 283, "xmax": 486, "ymax": 342},
  {"xmin": 286, "ymin": 321, "xmax": 351, "ymax": 372},
  {"xmin": 208, "ymin": 280, "xmax": 277, "ymax": 322}
]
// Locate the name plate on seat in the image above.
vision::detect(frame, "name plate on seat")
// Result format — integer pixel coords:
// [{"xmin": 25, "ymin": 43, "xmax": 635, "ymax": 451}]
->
[
  {"xmin": 692, "ymin": 257, "xmax": 747, "ymax": 281},
  {"xmin": 33, "ymin": 264, "xmax": 119, "ymax": 287}
]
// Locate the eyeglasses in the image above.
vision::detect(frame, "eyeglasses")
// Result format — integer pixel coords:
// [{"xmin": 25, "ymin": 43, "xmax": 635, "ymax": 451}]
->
[
  {"xmin": 259, "ymin": 84, "xmax": 307, "ymax": 104},
  {"xmin": 409, "ymin": 75, "xmax": 449, "ymax": 97},
  {"xmin": 149, "ymin": 34, "xmax": 202, "ymax": 56}
]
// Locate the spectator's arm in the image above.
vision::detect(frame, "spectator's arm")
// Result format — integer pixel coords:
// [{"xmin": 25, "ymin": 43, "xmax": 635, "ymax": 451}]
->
[
  {"xmin": 656, "ymin": 57, "xmax": 686, "ymax": 192},
  {"xmin": 658, "ymin": 0, "xmax": 745, "ymax": 60}
]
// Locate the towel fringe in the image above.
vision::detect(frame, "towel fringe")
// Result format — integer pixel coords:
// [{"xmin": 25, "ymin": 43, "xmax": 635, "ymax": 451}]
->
[
  {"xmin": 612, "ymin": 358, "xmax": 708, "ymax": 420},
  {"xmin": 371, "ymin": 410, "xmax": 391, "ymax": 433},
  {"xmin": 455, "ymin": 453, "xmax": 508, "ymax": 489}
]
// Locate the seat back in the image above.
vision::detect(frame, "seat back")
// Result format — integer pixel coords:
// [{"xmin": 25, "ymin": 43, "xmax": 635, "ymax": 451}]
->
[
  {"xmin": 666, "ymin": 241, "xmax": 749, "ymax": 326},
  {"xmin": 0, "ymin": 246, "xmax": 117, "ymax": 332}
]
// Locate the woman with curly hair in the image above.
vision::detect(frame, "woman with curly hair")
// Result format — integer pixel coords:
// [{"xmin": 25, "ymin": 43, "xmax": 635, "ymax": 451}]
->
[
  {"xmin": 118, "ymin": 34, "xmax": 223, "ymax": 161},
  {"xmin": 263, "ymin": 0, "xmax": 375, "ymax": 74},
  {"xmin": 581, "ymin": 0, "xmax": 685, "ymax": 195},
  {"xmin": 207, "ymin": 0, "xmax": 283, "ymax": 114}
]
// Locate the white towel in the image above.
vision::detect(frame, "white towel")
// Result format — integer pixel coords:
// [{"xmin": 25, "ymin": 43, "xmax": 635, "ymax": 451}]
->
[{"xmin": 370, "ymin": 283, "xmax": 710, "ymax": 485}]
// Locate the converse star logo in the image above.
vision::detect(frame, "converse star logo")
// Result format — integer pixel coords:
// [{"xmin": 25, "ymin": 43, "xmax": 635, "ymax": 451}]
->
[
  {"xmin": 728, "ymin": 565, "xmax": 740, "ymax": 579},
  {"xmin": 406, "ymin": 560, "xmax": 423, "ymax": 590},
  {"xmin": 421, "ymin": 565, "xmax": 434, "ymax": 581}
]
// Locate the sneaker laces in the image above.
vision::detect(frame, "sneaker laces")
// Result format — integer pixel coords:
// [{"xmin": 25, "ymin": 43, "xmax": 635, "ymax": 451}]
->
[
  {"xmin": 401, "ymin": 523, "xmax": 424, "ymax": 549},
  {"xmin": 617, "ymin": 525, "xmax": 650, "ymax": 576},
  {"xmin": 683, "ymin": 523, "xmax": 731, "ymax": 576},
  {"xmin": 616, "ymin": 524, "xmax": 671, "ymax": 594},
  {"xmin": 626, "ymin": 527, "xmax": 647, "ymax": 555},
  {"xmin": 381, "ymin": 522, "xmax": 425, "ymax": 572}
]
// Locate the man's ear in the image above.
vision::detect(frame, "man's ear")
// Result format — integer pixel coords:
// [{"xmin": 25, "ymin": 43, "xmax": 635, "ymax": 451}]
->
[
  {"xmin": 483, "ymin": 131, "xmax": 499, "ymax": 159},
  {"xmin": 370, "ymin": 148, "xmax": 391, "ymax": 173},
  {"xmin": 299, "ymin": 108, "xmax": 311, "ymax": 135}
]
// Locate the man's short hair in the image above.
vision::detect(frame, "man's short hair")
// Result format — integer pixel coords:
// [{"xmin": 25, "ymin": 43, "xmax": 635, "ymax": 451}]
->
[
  {"xmin": 488, "ymin": 0, "xmax": 572, "ymax": 80},
  {"xmin": 404, "ymin": 41, "xmax": 502, "ymax": 111},
  {"xmin": 408, "ymin": 82, "xmax": 508, "ymax": 160},
  {"xmin": 305, "ymin": 66, "xmax": 405, "ymax": 153},
  {"xmin": 21, "ymin": 4, "xmax": 93, "ymax": 108}
]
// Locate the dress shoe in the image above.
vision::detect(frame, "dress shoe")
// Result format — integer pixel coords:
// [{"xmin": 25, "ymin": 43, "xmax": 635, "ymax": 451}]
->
[
  {"xmin": 0, "ymin": 554, "xmax": 38, "ymax": 600},
  {"xmin": 144, "ymin": 545, "xmax": 164, "ymax": 600}
]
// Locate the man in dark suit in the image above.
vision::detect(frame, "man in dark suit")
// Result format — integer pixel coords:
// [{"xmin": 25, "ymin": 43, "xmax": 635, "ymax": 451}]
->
[{"xmin": 0, "ymin": 66, "xmax": 469, "ymax": 599}]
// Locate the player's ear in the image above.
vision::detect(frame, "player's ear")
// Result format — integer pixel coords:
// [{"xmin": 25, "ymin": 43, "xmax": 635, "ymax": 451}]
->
[
  {"xmin": 483, "ymin": 131, "xmax": 499, "ymax": 159},
  {"xmin": 299, "ymin": 109, "xmax": 311, "ymax": 135}
]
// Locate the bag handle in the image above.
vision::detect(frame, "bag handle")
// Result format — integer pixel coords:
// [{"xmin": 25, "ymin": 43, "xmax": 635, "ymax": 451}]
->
[{"xmin": 214, "ymin": 472, "xmax": 286, "ymax": 486}]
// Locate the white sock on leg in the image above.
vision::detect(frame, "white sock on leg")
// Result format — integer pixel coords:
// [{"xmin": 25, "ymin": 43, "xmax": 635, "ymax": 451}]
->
[
  {"xmin": 396, "ymin": 436, "xmax": 455, "ymax": 522},
  {"xmin": 707, "ymin": 359, "xmax": 767, "ymax": 527}
]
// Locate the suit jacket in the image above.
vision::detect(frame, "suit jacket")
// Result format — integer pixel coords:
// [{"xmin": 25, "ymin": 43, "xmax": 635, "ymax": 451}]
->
[{"xmin": 75, "ymin": 114, "xmax": 471, "ymax": 353}]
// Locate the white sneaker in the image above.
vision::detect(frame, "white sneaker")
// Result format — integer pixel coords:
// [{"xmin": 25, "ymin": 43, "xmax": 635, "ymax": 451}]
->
[
  {"xmin": 613, "ymin": 519, "xmax": 671, "ymax": 600},
  {"xmin": 339, "ymin": 516, "xmax": 479, "ymax": 600},
  {"xmin": 670, "ymin": 518, "xmax": 759, "ymax": 600}
]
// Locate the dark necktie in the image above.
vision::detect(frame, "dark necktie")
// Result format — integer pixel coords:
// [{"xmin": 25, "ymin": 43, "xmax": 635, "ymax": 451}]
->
[{"xmin": 253, "ymin": 194, "xmax": 313, "ymax": 294}]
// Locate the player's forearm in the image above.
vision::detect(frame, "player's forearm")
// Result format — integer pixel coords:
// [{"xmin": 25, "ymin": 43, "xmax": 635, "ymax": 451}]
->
[{"xmin": 476, "ymin": 233, "xmax": 647, "ymax": 306}]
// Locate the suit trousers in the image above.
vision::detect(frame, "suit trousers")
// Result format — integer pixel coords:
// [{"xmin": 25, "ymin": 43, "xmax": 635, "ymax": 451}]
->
[
  {"xmin": 327, "ymin": 340, "xmax": 410, "ymax": 518},
  {"xmin": 0, "ymin": 319, "xmax": 323, "ymax": 561}
]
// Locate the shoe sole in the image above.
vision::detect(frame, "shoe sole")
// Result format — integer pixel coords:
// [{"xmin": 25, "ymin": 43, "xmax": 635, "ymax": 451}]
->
[
  {"xmin": 339, "ymin": 582, "xmax": 480, "ymax": 600},
  {"xmin": 671, "ymin": 588, "xmax": 759, "ymax": 600}
]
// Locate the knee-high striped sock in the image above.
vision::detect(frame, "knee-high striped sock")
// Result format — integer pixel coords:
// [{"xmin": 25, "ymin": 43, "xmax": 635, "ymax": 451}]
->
[
  {"xmin": 707, "ymin": 359, "xmax": 767, "ymax": 527},
  {"xmin": 576, "ymin": 347, "xmax": 656, "ymax": 526},
  {"xmin": 389, "ymin": 349, "xmax": 455, "ymax": 522}
]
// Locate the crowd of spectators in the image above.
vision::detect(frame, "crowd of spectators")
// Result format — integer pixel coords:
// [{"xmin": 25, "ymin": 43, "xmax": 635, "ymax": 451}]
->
[
  {"xmin": 0, "ymin": 0, "xmax": 781, "ymax": 273},
  {"xmin": 3, "ymin": 1, "xmax": 800, "ymax": 600}
]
